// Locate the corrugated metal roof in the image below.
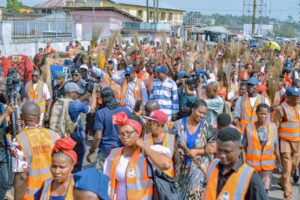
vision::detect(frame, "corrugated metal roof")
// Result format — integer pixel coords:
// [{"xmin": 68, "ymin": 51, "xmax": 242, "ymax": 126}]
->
[
  {"xmin": 33, "ymin": 0, "xmax": 65, "ymax": 8},
  {"xmin": 111, "ymin": 0, "xmax": 183, "ymax": 11}
]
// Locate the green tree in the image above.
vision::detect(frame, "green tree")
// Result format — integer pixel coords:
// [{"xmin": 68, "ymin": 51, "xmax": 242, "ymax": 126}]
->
[
  {"xmin": 5, "ymin": 0, "xmax": 22, "ymax": 12},
  {"xmin": 273, "ymin": 24, "xmax": 297, "ymax": 38}
]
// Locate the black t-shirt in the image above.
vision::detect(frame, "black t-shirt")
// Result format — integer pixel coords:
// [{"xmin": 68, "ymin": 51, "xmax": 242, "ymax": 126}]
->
[{"xmin": 53, "ymin": 84, "xmax": 65, "ymax": 100}]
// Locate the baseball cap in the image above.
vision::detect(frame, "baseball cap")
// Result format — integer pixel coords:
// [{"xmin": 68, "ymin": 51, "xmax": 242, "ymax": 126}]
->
[
  {"xmin": 74, "ymin": 168, "xmax": 110, "ymax": 200},
  {"xmin": 155, "ymin": 65, "xmax": 168, "ymax": 74},
  {"xmin": 80, "ymin": 64, "xmax": 88, "ymax": 71},
  {"xmin": 64, "ymin": 82, "xmax": 83, "ymax": 93},
  {"xmin": 71, "ymin": 68, "xmax": 80, "ymax": 74},
  {"xmin": 143, "ymin": 110, "xmax": 168, "ymax": 125},
  {"xmin": 125, "ymin": 66, "xmax": 135, "ymax": 75},
  {"xmin": 284, "ymin": 61, "xmax": 293, "ymax": 71},
  {"xmin": 285, "ymin": 86, "xmax": 300, "ymax": 96},
  {"xmin": 247, "ymin": 77, "xmax": 259, "ymax": 85}
]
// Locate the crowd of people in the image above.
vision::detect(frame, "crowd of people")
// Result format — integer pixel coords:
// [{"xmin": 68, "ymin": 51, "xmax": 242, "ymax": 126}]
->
[{"xmin": 0, "ymin": 34, "xmax": 299, "ymax": 200}]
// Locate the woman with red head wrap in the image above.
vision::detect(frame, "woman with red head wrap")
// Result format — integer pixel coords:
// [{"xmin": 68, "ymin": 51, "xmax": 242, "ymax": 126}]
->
[
  {"xmin": 34, "ymin": 137, "xmax": 77, "ymax": 200},
  {"xmin": 103, "ymin": 112, "xmax": 172, "ymax": 200}
]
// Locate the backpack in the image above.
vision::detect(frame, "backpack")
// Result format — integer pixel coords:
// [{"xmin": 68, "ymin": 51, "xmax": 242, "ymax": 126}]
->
[{"xmin": 50, "ymin": 98, "xmax": 77, "ymax": 137}]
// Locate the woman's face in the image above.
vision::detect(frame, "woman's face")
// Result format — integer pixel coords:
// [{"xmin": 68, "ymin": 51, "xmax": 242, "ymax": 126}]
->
[
  {"xmin": 256, "ymin": 107, "xmax": 269, "ymax": 123},
  {"xmin": 191, "ymin": 105, "xmax": 207, "ymax": 124},
  {"xmin": 51, "ymin": 155, "xmax": 73, "ymax": 183},
  {"xmin": 147, "ymin": 120, "xmax": 161, "ymax": 135},
  {"xmin": 119, "ymin": 125, "xmax": 138, "ymax": 147}
]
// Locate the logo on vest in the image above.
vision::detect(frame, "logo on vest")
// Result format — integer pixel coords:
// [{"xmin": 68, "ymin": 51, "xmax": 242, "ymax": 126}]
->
[
  {"xmin": 221, "ymin": 192, "xmax": 230, "ymax": 200},
  {"xmin": 127, "ymin": 168, "xmax": 136, "ymax": 178}
]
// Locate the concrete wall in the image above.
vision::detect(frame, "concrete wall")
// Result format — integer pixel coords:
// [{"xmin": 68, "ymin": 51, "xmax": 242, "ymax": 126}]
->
[{"xmin": 0, "ymin": 22, "xmax": 91, "ymax": 57}]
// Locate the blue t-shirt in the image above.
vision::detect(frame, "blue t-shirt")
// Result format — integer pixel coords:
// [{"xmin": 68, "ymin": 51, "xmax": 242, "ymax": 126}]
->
[
  {"xmin": 94, "ymin": 106, "xmax": 131, "ymax": 156},
  {"xmin": 69, "ymin": 100, "xmax": 90, "ymax": 139}
]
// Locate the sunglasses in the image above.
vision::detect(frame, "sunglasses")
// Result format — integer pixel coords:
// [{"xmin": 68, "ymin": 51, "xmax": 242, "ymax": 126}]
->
[
  {"xmin": 32, "ymin": 74, "xmax": 39, "ymax": 77},
  {"xmin": 72, "ymin": 74, "xmax": 79, "ymax": 77}
]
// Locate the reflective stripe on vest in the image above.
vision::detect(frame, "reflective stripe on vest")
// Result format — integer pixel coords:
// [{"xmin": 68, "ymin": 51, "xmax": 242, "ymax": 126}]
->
[
  {"xmin": 278, "ymin": 102, "xmax": 300, "ymax": 141},
  {"xmin": 144, "ymin": 131, "xmax": 175, "ymax": 177},
  {"xmin": 26, "ymin": 80, "xmax": 46, "ymax": 113},
  {"xmin": 16, "ymin": 128, "xmax": 59, "ymax": 199},
  {"xmin": 204, "ymin": 159, "xmax": 254, "ymax": 200},
  {"xmin": 239, "ymin": 94, "xmax": 265, "ymax": 133},
  {"xmin": 245, "ymin": 122, "xmax": 276, "ymax": 171},
  {"xmin": 106, "ymin": 147, "xmax": 153, "ymax": 200},
  {"xmin": 120, "ymin": 78, "xmax": 142, "ymax": 106},
  {"xmin": 40, "ymin": 177, "xmax": 74, "ymax": 200},
  {"xmin": 100, "ymin": 74, "xmax": 122, "ymax": 100}
]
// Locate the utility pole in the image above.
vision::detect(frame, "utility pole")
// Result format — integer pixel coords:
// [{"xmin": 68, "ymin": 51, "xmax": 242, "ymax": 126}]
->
[
  {"xmin": 252, "ymin": 0, "xmax": 257, "ymax": 34},
  {"xmin": 146, "ymin": 0, "xmax": 149, "ymax": 22},
  {"xmin": 156, "ymin": 0, "xmax": 159, "ymax": 23},
  {"xmin": 153, "ymin": 0, "xmax": 156, "ymax": 23}
]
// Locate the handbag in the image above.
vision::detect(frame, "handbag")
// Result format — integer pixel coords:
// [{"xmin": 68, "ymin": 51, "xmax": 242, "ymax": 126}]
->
[{"xmin": 147, "ymin": 159, "xmax": 180, "ymax": 200}]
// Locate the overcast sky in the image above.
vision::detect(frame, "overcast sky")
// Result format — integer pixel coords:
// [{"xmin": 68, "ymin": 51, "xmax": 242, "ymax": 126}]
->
[{"xmin": 20, "ymin": 0, "xmax": 300, "ymax": 20}]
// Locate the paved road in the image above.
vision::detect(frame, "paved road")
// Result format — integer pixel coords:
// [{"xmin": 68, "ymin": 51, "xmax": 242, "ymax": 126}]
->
[
  {"xmin": 84, "ymin": 140, "xmax": 299, "ymax": 200},
  {"xmin": 269, "ymin": 173, "xmax": 298, "ymax": 200}
]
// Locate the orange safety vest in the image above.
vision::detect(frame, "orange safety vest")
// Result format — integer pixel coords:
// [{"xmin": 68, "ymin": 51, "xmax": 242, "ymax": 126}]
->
[
  {"xmin": 203, "ymin": 159, "xmax": 254, "ymax": 200},
  {"xmin": 120, "ymin": 78, "xmax": 142, "ymax": 106},
  {"xmin": 100, "ymin": 73, "xmax": 122, "ymax": 101},
  {"xmin": 245, "ymin": 122, "xmax": 277, "ymax": 172},
  {"xmin": 106, "ymin": 147, "xmax": 153, "ymax": 200},
  {"xmin": 15, "ymin": 128, "xmax": 59, "ymax": 200},
  {"xmin": 26, "ymin": 80, "xmax": 47, "ymax": 113},
  {"xmin": 239, "ymin": 94, "xmax": 266, "ymax": 134},
  {"xmin": 278, "ymin": 102, "xmax": 300, "ymax": 142},
  {"xmin": 144, "ymin": 131, "xmax": 175, "ymax": 177},
  {"xmin": 39, "ymin": 177, "xmax": 74, "ymax": 200}
]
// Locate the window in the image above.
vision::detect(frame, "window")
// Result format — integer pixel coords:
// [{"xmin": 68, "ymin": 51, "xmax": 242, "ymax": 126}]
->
[
  {"xmin": 168, "ymin": 13, "xmax": 173, "ymax": 21},
  {"xmin": 161, "ymin": 12, "xmax": 166, "ymax": 20},
  {"xmin": 137, "ymin": 10, "xmax": 143, "ymax": 18},
  {"xmin": 149, "ymin": 11, "xmax": 154, "ymax": 19},
  {"xmin": 174, "ymin": 13, "xmax": 178, "ymax": 20}
]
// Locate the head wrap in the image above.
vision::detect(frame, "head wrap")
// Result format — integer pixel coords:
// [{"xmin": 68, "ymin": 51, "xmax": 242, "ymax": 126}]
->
[
  {"xmin": 113, "ymin": 112, "xmax": 142, "ymax": 134},
  {"xmin": 52, "ymin": 137, "xmax": 77, "ymax": 164}
]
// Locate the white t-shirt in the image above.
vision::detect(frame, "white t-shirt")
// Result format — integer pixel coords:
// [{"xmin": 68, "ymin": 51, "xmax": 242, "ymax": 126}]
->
[{"xmin": 104, "ymin": 145, "xmax": 171, "ymax": 200}]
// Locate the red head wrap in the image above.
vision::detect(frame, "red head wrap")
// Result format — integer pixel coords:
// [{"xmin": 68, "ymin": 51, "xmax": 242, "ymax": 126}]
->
[
  {"xmin": 52, "ymin": 137, "xmax": 77, "ymax": 164},
  {"xmin": 113, "ymin": 112, "xmax": 142, "ymax": 134}
]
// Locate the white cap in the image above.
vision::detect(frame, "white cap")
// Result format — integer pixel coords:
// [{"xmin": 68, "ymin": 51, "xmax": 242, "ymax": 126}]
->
[{"xmin": 80, "ymin": 64, "xmax": 88, "ymax": 70}]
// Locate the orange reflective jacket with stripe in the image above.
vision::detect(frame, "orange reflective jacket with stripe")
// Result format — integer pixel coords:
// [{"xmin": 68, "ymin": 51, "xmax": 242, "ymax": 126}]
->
[
  {"xmin": 119, "ymin": 78, "xmax": 142, "ymax": 106},
  {"xmin": 26, "ymin": 80, "xmax": 47, "ymax": 113},
  {"xmin": 245, "ymin": 122, "xmax": 277, "ymax": 172},
  {"xmin": 278, "ymin": 102, "xmax": 300, "ymax": 142},
  {"xmin": 16, "ymin": 128, "xmax": 59, "ymax": 200},
  {"xmin": 144, "ymin": 131, "xmax": 175, "ymax": 177},
  {"xmin": 203, "ymin": 159, "xmax": 254, "ymax": 200},
  {"xmin": 239, "ymin": 94, "xmax": 265, "ymax": 134},
  {"xmin": 106, "ymin": 147, "xmax": 153, "ymax": 200},
  {"xmin": 39, "ymin": 177, "xmax": 74, "ymax": 200}
]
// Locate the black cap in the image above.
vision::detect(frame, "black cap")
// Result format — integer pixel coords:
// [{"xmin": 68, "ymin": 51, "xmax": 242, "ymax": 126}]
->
[{"xmin": 71, "ymin": 68, "xmax": 80, "ymax": 74}]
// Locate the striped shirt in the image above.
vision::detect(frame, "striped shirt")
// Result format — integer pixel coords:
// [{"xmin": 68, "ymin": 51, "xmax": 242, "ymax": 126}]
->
[{"xmin": 149, "ymin": 78, "xmax": 179, "ymax": 119}]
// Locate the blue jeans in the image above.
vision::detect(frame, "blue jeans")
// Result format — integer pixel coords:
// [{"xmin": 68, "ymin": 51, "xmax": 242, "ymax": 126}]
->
[
  {"xmin": 71, "ymin": 132, "xmax": 85, "ymax": 173},
  {"xmin": 0, "ymin": 150, "xmax": 12, "ymax": 200}
]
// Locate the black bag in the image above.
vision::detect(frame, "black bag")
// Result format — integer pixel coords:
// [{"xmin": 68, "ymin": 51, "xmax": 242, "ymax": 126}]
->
[{"xmin": 147, "ymin": 159, "xmax": 180, "ymax": 200}]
